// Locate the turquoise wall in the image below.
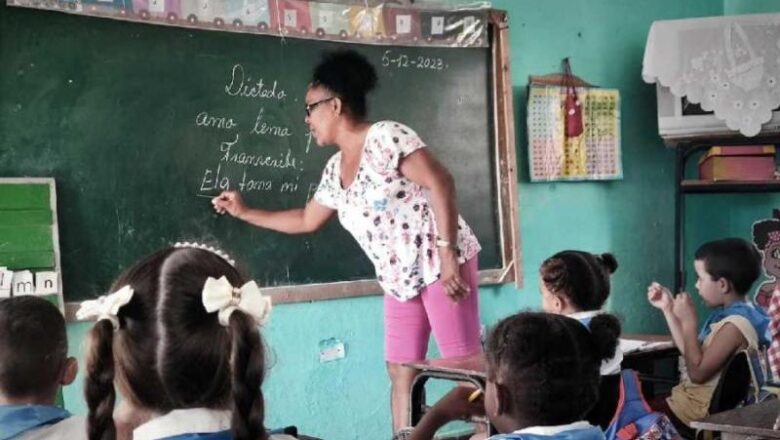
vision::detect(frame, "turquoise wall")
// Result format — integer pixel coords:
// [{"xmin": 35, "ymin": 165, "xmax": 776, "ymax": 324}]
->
[
  {"xmin": 487, "ymin": 0, "xmax": 721, "ymax": 341},
  {"xmin": 60, "ymin": 1, "xmax": 780, "ymax": 439},
  {"xmin": 725, "ymin": 0, "xmax": 780, "ymax": 14}
]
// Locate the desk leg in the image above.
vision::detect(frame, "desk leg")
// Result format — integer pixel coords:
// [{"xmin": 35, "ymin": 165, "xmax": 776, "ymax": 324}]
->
[
  {"xmin": 623, "ymin": 354, "xmax": 678, "ymax": 398},
  {"xmin": 410, "ymin": 374, "xmax": 431, "ymax": 427}
]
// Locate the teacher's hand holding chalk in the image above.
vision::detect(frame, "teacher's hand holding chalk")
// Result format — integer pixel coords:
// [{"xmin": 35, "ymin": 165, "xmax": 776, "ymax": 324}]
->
[{"xmin": 212, "ymin": 190, "xmax": 247, "ymax": 218}]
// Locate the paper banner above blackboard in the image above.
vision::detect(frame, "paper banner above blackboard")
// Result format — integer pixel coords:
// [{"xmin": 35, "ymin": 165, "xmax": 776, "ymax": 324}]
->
[{"xmin": 6, "ymin": 0, "xmax": 489, "ymax": 47}]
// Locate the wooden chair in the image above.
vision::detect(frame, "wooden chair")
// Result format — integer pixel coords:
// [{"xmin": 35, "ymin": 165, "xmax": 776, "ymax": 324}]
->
[
  {"xmin": 696, "ymin": 349, "xmax": 773, "ymax": 440},
  {"xmin": 707, "ymin": 351, "xmax": 752, "ymax": 415}
]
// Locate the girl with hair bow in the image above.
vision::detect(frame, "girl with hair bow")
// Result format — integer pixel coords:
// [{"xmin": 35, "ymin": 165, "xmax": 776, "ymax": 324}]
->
[{"xmin": 77, "ymin": 244, "xmax": 290, "ymax": 440}]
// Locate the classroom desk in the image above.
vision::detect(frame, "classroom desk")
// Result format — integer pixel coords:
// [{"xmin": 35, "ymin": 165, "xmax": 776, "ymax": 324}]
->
[
  {"xmin": 406, "ymin": 353, "xmax": 493, "ymax": 436},
  {"xmin": 620, "ymin": 334, "xmax": 679, "ymax": 398},
  {"xmin": 690, "ymin": 399, "xmax": 780, "ymax": 439},
  {"xmin": 405, "ymin": 334, "xmax": 677, "ymax": 436}
]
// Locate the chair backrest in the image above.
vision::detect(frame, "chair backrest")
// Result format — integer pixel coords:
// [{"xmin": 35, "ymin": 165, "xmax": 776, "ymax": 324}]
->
[
  {"xmin": 589, "ymin": 373, "xmax": 621, "ymax": 429},
  {"xmin": 708, "ymin": 351, "xmax": 751, "ymax": 414}
]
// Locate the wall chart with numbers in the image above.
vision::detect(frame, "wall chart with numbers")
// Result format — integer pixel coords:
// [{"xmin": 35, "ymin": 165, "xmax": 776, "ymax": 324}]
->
[{"xmin": 527, "ymin": 85, "xmax": 622, "ymax": 182}]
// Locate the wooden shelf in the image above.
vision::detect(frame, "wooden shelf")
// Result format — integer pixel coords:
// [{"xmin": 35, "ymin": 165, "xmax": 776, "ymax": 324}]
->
[{"xmin": 681, "ymin": 179, "xmax": 780, "ymax": 193}]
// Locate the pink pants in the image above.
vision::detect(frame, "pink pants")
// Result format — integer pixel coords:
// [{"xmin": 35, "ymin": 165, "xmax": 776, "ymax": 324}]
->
[{"xmin": 384, "ymin": 257, "xmax": 482, "ymax": 364}]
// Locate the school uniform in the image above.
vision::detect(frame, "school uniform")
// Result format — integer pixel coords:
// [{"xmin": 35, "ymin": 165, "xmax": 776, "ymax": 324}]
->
[
  {"xmin": 132, "ymin": 408, "xmax": 297, "ymax": 440},
  {"xmin": 0, "ymin": 404, "xmax": 85, "ymax": 440},
  {"xmin": 667, "ymin": 300, "xmax": 770, "ymax": 425},
  {"xmin": 487, "ymin": 421, "xmax": 605, "ymax": 440}
]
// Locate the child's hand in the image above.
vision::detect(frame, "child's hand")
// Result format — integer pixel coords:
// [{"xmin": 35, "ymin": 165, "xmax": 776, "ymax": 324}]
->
[
  {"xmin": 410, "ymin": 386, "xmax": 485, "ymax": 440},
  {"xmin": 672, "ymin": 292, "xmax": 698, "ymax": 324},
  {"xmin": 429, "ymin": 385, "xmax": 486, "ymax": 422},
  {"xmin": 647, "ymin": 282, "xmax": 673, "ymax": 312}
]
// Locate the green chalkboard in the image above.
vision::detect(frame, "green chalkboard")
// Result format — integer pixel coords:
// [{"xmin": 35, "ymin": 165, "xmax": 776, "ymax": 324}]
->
[{"xmin": 0, "ymin": 3, "xmax": 504, "ymax": 302}]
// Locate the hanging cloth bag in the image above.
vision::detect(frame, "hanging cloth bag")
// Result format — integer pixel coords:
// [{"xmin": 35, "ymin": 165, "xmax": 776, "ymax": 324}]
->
[{"xmin": 562, "ymin": 57, "xmax": 584, "ymax": 137}]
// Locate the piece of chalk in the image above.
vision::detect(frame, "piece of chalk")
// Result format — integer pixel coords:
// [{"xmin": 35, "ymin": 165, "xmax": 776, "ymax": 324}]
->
[{"xmin": 467, "ymin": 389, "xmax": 483, "ymax": 402}]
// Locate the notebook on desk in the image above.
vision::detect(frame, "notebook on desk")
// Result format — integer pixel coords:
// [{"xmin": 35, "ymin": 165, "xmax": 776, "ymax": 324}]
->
[{"xmin": 619, "ymin": 338, "xmax": 675, "ymax": 354}]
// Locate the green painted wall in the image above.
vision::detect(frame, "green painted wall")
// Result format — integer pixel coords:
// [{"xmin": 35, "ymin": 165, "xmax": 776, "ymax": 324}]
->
[
  {"xmin": 725, "ymin": 0, "xmax": 780, "ymax": 14},
  {"xmin": 488, "ymin": 0, "xmax": 721, "ymax": 335},
  {"xmin": 59, "ymin": 1, "xmax": 780, "ymax": 439},
  {"xmin": 684, "ymin": 194, "xmax": 780, "ymax": 296}
]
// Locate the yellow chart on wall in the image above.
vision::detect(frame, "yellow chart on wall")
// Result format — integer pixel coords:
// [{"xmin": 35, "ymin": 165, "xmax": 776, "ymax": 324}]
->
[{"xmin": 527, "ymin": 85, "xmax": 622, "ymax": 181}]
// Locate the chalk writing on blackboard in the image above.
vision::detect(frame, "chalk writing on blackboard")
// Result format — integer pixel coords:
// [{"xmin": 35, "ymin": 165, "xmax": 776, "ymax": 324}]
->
[
  {"xmin": 250, "ymin": 108, "xmax": 293, "ymax": 138},
  {"xmin": 195, "ymin": 112, "xmax": 238, "ymax": 130},
  {"xmin": 198, "ymin": 63, "xmax": 309, "ymax": 199},
  {"xmin": 224, "ymin": 64, "xmax": 288, "ymax": 101},
  {"xmin": 381, "ymin": 50, "xmax": 449, "ymax": 71}
]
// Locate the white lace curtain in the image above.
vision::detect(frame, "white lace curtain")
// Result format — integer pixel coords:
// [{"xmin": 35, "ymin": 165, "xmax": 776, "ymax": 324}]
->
[{"xmin": 643, "ymin": 13, "xmax": 780, "ymax": 137}]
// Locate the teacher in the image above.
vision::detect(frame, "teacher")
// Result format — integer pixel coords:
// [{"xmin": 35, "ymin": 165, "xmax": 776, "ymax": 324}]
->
[{"xmin": 212, "ymin": 49, "xmax": 482, "ymax": 433}]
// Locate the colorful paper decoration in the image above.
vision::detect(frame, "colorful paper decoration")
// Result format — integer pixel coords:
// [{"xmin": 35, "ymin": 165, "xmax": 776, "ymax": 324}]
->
[{"xmin": 6, "ymin": 0, "xmax": 489, "ymax": 48}]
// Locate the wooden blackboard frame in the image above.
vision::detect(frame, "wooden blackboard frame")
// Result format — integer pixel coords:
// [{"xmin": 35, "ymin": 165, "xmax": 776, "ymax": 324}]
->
[{"xmin": 61, "ymin": 10, "xmax": 519, "ymax": 318}]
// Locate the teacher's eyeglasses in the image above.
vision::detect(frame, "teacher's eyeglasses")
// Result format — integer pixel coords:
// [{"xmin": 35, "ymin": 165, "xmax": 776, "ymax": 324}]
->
[{"xmin": 305, "ymin": 96, "xmax": 335, "ymax": 117}]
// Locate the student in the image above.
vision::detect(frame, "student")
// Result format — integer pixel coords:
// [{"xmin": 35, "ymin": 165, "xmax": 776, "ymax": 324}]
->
[
  {"xmin": 78, "ymin": 243, "xmax": 296, "ymax": 440},
  {"xmin": 647, "ymin": 238, "xmax": 770, "ymax": 433},
  {"xmin": 539, "ymin": 251, "xmax": 623, "ymax": 375},
  {"xmin": 540, "ymin": 251, "xmax": 679, "ymax": 440},
  {"xmin": 0, "ymin": 296, "xmax": 84, "ymax": 440},
  {"xmin": 539, "ymin": 251, "xmax": 622, "ymax": 427},
  {"xmin": 410, "ymin": 312, "xmax": 617, "ymax": 440}
]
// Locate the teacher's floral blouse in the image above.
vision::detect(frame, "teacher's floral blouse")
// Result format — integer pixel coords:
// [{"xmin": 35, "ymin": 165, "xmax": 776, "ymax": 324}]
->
[{"xmin": 314, "ymin": 121, "xmax": 480, "ymax": 301}]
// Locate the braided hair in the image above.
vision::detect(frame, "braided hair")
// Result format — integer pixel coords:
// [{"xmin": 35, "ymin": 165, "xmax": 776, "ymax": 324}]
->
[
  {"xmin": 540, "ymin": 250, "xmax": 618, "ymax": 311},
  {"xmin": 84, "ymin": 247, "xmax": 268, "ymax": 440}
]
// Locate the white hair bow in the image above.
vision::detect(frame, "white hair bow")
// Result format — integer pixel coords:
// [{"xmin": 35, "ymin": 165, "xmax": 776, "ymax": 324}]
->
[
  {"xmin": 202, "ymin": 276, "xmax": 271, "ymax": 326},
  {"xmin": 76, "ymin": 285, "xmax": 134, "ymax": 330}
]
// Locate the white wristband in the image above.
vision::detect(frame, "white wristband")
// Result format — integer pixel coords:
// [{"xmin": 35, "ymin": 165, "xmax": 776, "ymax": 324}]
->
[{"xmin": 435, "ymin": 238, "xmax": 458, "ymax": 250}]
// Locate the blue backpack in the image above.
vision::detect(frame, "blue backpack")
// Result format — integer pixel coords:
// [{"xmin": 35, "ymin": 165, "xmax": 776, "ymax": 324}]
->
[
  {"xmin": 604, "ymin": 370, "xmax": 680, "ymax": 440},
  {"xmin": 488, "ymin": 426, "xmax": 606, "ymax": 440}
]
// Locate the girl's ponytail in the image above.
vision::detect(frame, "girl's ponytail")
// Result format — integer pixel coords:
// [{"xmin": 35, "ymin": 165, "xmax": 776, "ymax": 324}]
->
[
  {"xmin": 229, "ymin": 311, "xmax": 268, "ymax": 440},
  {"xmin": 598, "ymin": 253, "xmax": 618, "ymax": 274},
  {"xmin": 85, "ymin": 320, "xmax": 117, "ymax": 440},
  {"xmin": 587, "ymin": 314, "xmax": 621, "ymax": 363}
]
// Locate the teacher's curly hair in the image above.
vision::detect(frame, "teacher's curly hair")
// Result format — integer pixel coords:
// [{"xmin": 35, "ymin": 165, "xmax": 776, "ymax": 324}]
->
[{"xmin": 311, "ymin": 49, "xmax": 378, "ymax": 120}]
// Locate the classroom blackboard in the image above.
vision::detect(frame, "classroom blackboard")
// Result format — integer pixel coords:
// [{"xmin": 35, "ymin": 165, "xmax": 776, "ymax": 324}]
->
[{"xmin": 0, "ymin": 3, "xmax": 516, "ymax": 304}]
